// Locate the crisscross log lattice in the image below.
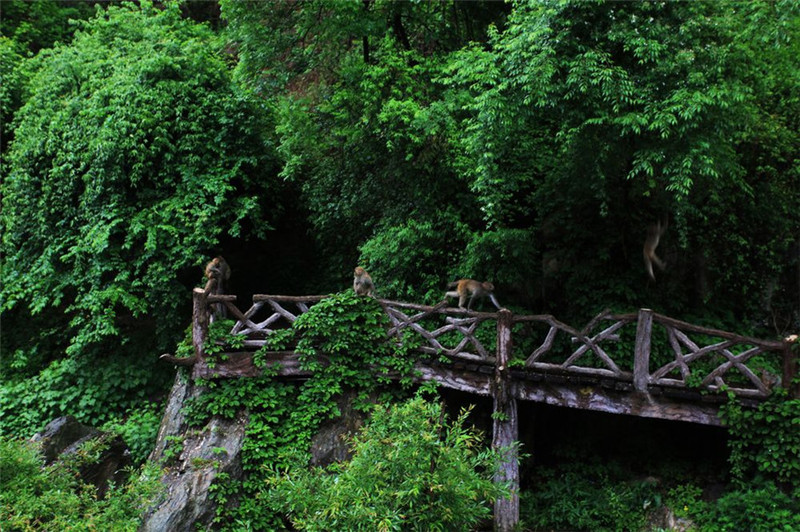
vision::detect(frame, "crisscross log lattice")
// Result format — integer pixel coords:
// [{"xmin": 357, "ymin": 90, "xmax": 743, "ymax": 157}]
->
[
  {"xmin": 519, "ymin": 310, "xmax": 637, "ymax": 379},
  {"xmin": 648, "ymin": 314, "xmax": 783, "ymax": 397},
  {"xmin": 210, "ymin": 295, "xmax": 790, "ymax": 399},
  {"xmin": 222, "ymin": 295, "xmax": 326, "ymax": 348},
  {"xmin": 382, "ymin": 300, "xmax": 496, "ymax": 363}
]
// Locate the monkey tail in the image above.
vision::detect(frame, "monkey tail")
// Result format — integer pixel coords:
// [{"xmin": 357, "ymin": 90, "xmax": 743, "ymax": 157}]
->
[{"xmin": 644, "ymin": 253, "xmax": 656, "ymax": 281}]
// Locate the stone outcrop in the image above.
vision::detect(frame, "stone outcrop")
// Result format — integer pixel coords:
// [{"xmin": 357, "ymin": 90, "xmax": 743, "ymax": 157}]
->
[
  {"xmin": 139, "ymin": 371, "xmax": 248, "ymax": 532},
  {"xmin": 139, "ymin": 371, "xmax": 371, "ymax": 530},
  {"xmin": 31, "ymin": 416, "xmax": 131, "ymax": 499},
  {"xmin": 309, "ymin": 391, "xmax": 369, "ymax": 466}
]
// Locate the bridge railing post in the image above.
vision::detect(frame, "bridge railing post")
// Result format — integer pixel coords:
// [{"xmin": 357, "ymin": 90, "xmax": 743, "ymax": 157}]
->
[
  {"xmin": 633, "ymin": 308, "xmax": 653, "ymax": 392},
  {"xmin": 492, "ymin": 308, "xmax": 519, "ymax": 532},
  {"xmin": 192, "ymin": 287, "xmax": 210, "ymax": 366},
  {"xmin": 782, "ymin": 338, "xmax": 798, "ymax": 399}
]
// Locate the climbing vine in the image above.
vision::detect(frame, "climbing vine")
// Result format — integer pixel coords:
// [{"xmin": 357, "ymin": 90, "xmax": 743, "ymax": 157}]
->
[{"xmin": 719, "ymin": 390, "xmax": 800, "ymax": 490}]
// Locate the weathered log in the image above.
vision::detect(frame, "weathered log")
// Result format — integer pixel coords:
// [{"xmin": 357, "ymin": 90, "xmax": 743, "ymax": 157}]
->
[
  {"xmin": 252, "ymin": 294, "xmax": 328, "ymax": 303},
  {"xmin": 782, "ymin": 337, "xmax": 798, "ymax": 397},
  {"xmin": 159, "ymin": 353, "xmax": 198, "ymax": 366},
  {"xmin": 206, "ymin": 294, "xmax": 237, "ymax": 302},
  {"xmin": 633, "ymin": 309, "xmax": 653, "ymax": 391},
  {"xmin": 192, "ymin": 352, "xmax": 315, "ymax": 380},
  {"xmin": 513, "ymin": 380, "xmax": 723, "ymax": 425},
  {"xmin": 493, "ymin": 309, "xmax": 519, "ymax": 532},
  {"xmin": 189, "ymin": 288, "xmax": 210, "ymax": 377},
  {"xmin": 652, "ymin": 313, "xmax": 784, "ymax": 349},
  {"xmin": 412, "ymin": 364, "xmax": 492, "ymax": 395}
]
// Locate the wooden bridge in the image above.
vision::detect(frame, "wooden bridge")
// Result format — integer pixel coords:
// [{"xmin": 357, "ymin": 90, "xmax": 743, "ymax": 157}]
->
[{"xmin": 162, "ymin": 282, "xmax": 798, "ymax": 531}]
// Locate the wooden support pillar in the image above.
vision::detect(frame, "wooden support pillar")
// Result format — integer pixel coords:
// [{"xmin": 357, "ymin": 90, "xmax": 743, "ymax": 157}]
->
[
  {"xmin": 633, "ymin": 308, "xmax": 653, "ymax": 392},
  {"xmin": 492, "ymin": 308, "xmax": 519, "ymax": 531},
  {"xmin": 782, "ymin": 338, "xmax": 798, "ymax": 398},
  {"xmin": 192, "ymin": 287, "xmax": 210, "ymax": 368}
]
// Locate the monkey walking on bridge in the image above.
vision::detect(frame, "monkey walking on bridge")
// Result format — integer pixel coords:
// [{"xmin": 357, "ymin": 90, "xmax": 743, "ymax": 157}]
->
[{"xmin": 445, "ymin": 279, "xmax": 502, "ymax": 310}]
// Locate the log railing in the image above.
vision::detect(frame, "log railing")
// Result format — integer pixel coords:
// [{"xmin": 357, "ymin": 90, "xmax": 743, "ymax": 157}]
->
[{"xmin": 183, "ymin": 294, "xmax": 796, "ymax": 400}]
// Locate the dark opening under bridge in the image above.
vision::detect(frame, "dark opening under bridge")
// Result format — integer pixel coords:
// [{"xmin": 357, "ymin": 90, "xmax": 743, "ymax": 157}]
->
[{"xmin": 162, "ymin": 284, "xmax": 798, "ymax": 531}]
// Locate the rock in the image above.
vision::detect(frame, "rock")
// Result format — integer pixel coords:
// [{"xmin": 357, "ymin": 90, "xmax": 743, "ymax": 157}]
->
[
  {"xmin": 310, "ymin": 390, "xmax": 369, "ymax": 467},
  {"xmin": 139, "ymin": 372, "xmax": 248, "ymax": 532},
  {"xmin": 140, "ymin": 377, "xmax": 373, "ymax": 530},
  {"xmin": 31, "ymin": 416, "xmax": 131, "ymax": 499}
]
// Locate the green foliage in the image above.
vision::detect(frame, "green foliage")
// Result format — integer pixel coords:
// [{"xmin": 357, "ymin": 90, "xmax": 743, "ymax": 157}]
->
[
  {"xmin": 359, "ymin": 215, "xmax": 470, "ymax": 303},
  {"xmin": 442, "ymin": 0, "xmax": 799, "ymax": 321},
  {"xmin": 0, "ymin": 0, "xmax": 97, "ymax": 54},
  {"xmin": 0, "ymin": 352, "xmax": 165, "ymax": 438},
  {"xmin": 520, "ymin": 460, "xmax": 661, "ymax": 532},
  {"xmin": 270, "ymin": 395, "xmax": 506, "ymax": 531},
  {"xmin": 671, "ymin": 480, "xmax": 800, "ymax": 532},
  {"xmin": 101, "ymin": 401, "xmax": 163, "ymax": 465},
  {"xmin": 0, "ymin": 36, "xmax": 29, "ymax": 149},
  {"xmin": 2, "ymin": 0, "xmax": 276, "ymax": 350},
  {"xmin": 203, "ymin": 319, "xmax": 245, "ymax": 367},
  {"xmin": 161, "ymin": 435, "xmax": 184, "ymax": 465},
  {"xmin": 222, "ymin": 0, "xmax": 498, "ymax": 283},
  {"xmin": 720, "ymin": 392, "xmax": 800, "ymax": 487},
  {"xmin": 0, "ymin": 435, "xmax": 163, "ymax": 531},
  {"xmin": 701, "ymin": 483, "xmax": 800, "ymax": 531},
  {"xmin": 219, "ymin": 0, "xmax": 800, "ymax": 325},
  {"xmin": 0, "ymin": 0, "xmax": 279, "ymax": 439},
  {"xmin": 290, "ymin": 292, "xmax": 419, "ymax": 389}
]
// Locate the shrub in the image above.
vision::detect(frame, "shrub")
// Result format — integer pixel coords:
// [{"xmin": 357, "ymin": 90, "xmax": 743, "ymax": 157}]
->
[
  {"xmin": 269, "ymin": 395, "xmax": 507, "ymax": 531},
  {"xmin": 0, "ymin": 436, "xmax": 162, "ymax": 531}
]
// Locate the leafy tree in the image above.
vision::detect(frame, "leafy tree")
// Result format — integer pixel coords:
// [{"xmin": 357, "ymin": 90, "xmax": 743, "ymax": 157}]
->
[
  {"xmin": 444, "ymin": 0, "xmax": 800, "ymax": 321},
  {"xmin": 221, "ymin": 0, "xmax": 508, "ymax": 284},
  {"xmin": 0, "ymin": 1, "xmax": 280, "ymax": 436},
  {"xmin": 222, "ymin": 0, "xmax": 799, "ymax": 326},
  {"xmin": 0, "ymin": 36, "xmax": 28, "ymax": 151},
  {"xmin": 270, "ymin": 395, "xmax": 507, "ymax": 531},
  {"xmin": 0, "ymin": 0, "xmax": 99, "ymax": 55},
  {"xmin": 1, "ymin": 1, "xmax": 104, "ymax": 152}
]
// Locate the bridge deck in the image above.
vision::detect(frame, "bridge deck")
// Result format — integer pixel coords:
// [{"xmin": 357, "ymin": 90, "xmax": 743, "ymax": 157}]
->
[{"xmin": 163, "ymin": 287, "xmax": 798, "ymax": 426}]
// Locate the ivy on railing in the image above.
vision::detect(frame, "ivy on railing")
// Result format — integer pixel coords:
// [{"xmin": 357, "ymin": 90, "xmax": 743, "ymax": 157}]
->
[{"xmin": 174, "ymin": 291, "xmax": 796, "ymax": 400}]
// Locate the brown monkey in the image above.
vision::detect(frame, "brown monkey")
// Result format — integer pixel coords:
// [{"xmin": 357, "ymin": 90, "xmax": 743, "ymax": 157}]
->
[
  {"xmin": 205, "ymin": 256, "xmax": 231, "ymax": 287},
  {"xmin": 353, "ymin": 266, "xmax": 375, "ymax": 297},
  {"xmin": 445, "ymin": 279, "xmax": 501, "ymax": 310},
  {"xmin": 205, "ymin": 256, "xmax": 231, "ymax": 319},
  {"xmin": 643, "ymin": 220, "xmax": 667, "ymax": 281}
]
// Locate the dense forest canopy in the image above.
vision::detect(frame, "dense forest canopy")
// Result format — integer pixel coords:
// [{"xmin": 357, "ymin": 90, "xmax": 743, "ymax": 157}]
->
[
  {"xmin": 1, "ymin": 1, "xmax": 799, "ymax": 530},
  {"xmin": 0, "ymin": 0, "xmax": 798, "ymax": 446}
]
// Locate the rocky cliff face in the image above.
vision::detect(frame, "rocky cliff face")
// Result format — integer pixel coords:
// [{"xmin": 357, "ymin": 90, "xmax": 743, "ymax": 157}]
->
[
  {"xmin": 139, "ymin": 372, "xmax": 247, "ymax": 531},
  {"xmin": 139, "ymin": 371, "xmax": 366, "ymax": 531}
]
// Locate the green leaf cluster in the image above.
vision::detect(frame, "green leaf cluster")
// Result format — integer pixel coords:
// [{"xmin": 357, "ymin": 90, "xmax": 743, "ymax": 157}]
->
[
  {"xmin": 720, "ymin": 392, "xmax": 800, "ymax": 488},
  {"xmin": 0, "ymin": 350, "xmax": 164, "ymax": 438},
  {"xmin": 0, "ymin": 435, "xmax": 163, "ymax": 531},
  {"xmin": 270, "ymin": 395, "xmax": 507, "ymax": 531},
  {"xmin": 1, "ymin": 1, "xmax": 279, "ymax": 437},
  {"xmin": 670, "ymin": 480, "xmax": 800, "ymax": 532},
  {"xmin": 521, "ymin": 462, "xmax": 660, "ymax": 532}
]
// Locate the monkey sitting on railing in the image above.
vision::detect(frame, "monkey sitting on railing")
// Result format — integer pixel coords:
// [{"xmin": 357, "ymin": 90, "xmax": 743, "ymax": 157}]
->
[
  {"xmin": 353, "ymin": 266, "xmax": 375, "ymax": 297},
  {"xmin": 205, "ymin": 256, "xmax": 231, "ymax": 319}
]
